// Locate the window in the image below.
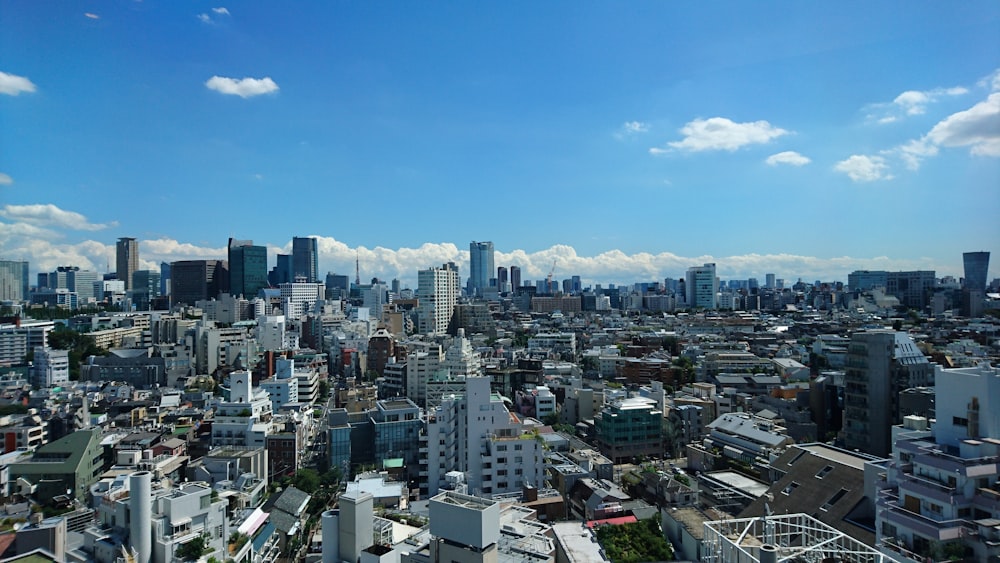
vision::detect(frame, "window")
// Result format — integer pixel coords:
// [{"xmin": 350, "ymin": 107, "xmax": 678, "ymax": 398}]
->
[
  {"xmin": 953, "ymin": 416, "xmax": 969, "ymax": 427},
  {"xmin": 497, "ymin": 445, "xmax": 507, "ymax": 451},
  {"xmin": 515, "ymin": 456, "xmax": 523, "ymax": 463},
  {"xmin": 816, "ymin": 465, "xmax": 834, "ymax": 479},
  {"xmin": 820, "ymin": 488, "xmax": 848, "ymax": 511},
  {"xmin": 514, "ymin": 444, "xmax": 523, "ymax": 451},
  {"xmin": 497, "ymin": 457, "xmax": 507, "ymax": 463},
  {"xmin": 782, "ymin": 482, "xmax": 800, "ymax": 495}
]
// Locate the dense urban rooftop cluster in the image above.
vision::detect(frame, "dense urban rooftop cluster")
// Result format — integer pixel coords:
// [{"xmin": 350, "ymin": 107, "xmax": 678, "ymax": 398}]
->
[{"xmin": 0, "ymin": 241, "xmax": 996, "ymax": 563}]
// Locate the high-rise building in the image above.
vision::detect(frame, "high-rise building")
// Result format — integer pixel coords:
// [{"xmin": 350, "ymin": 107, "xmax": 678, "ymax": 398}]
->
[
  {"xmin": 685, "ymin": 263, "xmax": 718, "ymax": 309},
  {"xmin": 325, "ymin": 272, "xmax": 350, "ymax": 300},
  {"xmin": 228, "ymin": 238, "xmax": 269, "ymax": 298},
  {"xmin": 159, "ymin": 262, "xmax": 171, "ymax": 296},
  {"xmin": 291, "ymin": 237, "xmax": 319, "ymax": 283},
  {"xmin": 886, "ymin": 270, "xmax": 935, "ymax": 309},
  {"xmin": 497, "ymin": 266, "xmax": 508, "ymax": 293},
  {"xmin": 269, "ymin": 253, "xmax": 292, "ymax": 286},
  {"xmin": 509, "ymin": 265, "xmax": 521, "ymax": 292},
  {"xmin": 963, "ymin": 251, "xmax": 990, "ymax": 292},
  {"xmin": 416, "ymin": 262, "xmax": 460, "ymax": 335},
  {"xmin": 765, "ymin": 273, "xmax": 776, "ymax": 289},
  {"xmin": 170, "ymin": 260, "xmax": 228, "ymax": 306},
  {"xmin": 115, "ymin": 237, "xmax": 139, "ymax": 290},
  {"xmin": 0, "ymin": 260, "xmax": 29, "ymax": 302},
  {"xmin": 843, "ymin": 330, "xmax": 933, "ymax": 457},
  {"xmin": 67, "ymin": 269, "xmax": 99, "ymax": 303},
  {"xmin": 468, "ymin": 241, "xmax": 495, "ymax": 297}
]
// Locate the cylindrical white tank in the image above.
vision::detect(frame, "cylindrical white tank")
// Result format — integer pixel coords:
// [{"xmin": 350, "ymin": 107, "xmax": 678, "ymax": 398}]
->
[
  {"xmin": 321, "ymin": 509, "xmax": 340, "ymax": 563},
  {"xmin": 129, "ymin": 471, "xmax": 153, "ymax": 563}
]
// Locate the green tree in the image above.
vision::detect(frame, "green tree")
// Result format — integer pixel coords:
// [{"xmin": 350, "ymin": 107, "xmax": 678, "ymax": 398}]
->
[
  {"xmin": 175, "ymin": 534, "xmax": 209, "ymax": 561},
  {"xmin": 293, "ymin": 468, "xmax": 320, "ymax": 494},
  {"xmin": 47, "ymin": 326, "xmax": 108, "ymax": 380}
]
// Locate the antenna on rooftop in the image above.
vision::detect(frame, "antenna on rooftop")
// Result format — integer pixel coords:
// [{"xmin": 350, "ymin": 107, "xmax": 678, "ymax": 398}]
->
[{"xmin": 355, "ymin": 250, "xmax": 361, "ymax": 286}]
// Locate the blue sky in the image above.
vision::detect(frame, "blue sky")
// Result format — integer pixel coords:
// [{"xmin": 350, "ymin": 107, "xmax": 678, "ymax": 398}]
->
[{"xmin": 2, "ymin": 1, "xmax": 999, "ymax": 287}]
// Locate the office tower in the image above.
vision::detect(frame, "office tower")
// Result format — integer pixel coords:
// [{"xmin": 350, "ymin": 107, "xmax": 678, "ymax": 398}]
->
[
  {"xmin": 159, "ymin": 262, "xmax": 171, "ymax": 296},
  {"xmin": 270, "ymin": 253, "xmax": 292, "ymax": 286},
  {"xmin": 0, "ymin": 260, "xmax": 29, "ymax": 302},
  {"xmin": 291, "ymin": 236, "xmax": 319, "ymax": 283},
  {"xmin": 67, "ymin": 269, "xmax": 99, "ymax": 303},
  {"xmin": 685, "ymin": 263, "xmax": 718, "ymax": 309},
  {"xmin": 131, "ymin": 270, "xmax": 161, "ymax": 310},
  {"xmin": 765, "ymin": 273, "xmax": 776, "ymax": 289},
  {"xmin": 228, "ymin": 238, "xmax": 268, "ymax": 298},
  {"xmin": 325, "ymin": 272, "xmax": 350, "ymax": 300},
  {"xmin": 468, "ymin": 241, "xmax": 495, "ymax": 297},
  {"xmin": 843, "ymin": 330, "xmax": 933, "ymax": 457},
  {"xmin": 116, "ymin": 237, "xmax": 139, "ymax": 290},
  {"xmin": 509, "ymin": 265, "xmax": 521, "ymax": 291},
  {"xmin": 963, "ymin": 251, "xmax": 990, "ymax": 291},
  {"xmin": 496, "ymin": 266, "xmax": 508, "ymax": 293},
  {"xmin": 170, "ymin": 260, "xmax": 228, "ymax": 306},
  {"xmin": 416, "ymin": 262, "xmax": 460, "ymax": 335},
  {"xmin": 885, "ymin": 270, "xmax": 935, "ymax": 309}
]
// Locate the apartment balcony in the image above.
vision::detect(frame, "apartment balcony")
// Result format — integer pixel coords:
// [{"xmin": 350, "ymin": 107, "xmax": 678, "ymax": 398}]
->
[
  {"xmin": 898, "ymin": 473, "xmax": 960, "ymax": 504},
  {"xmin": 877, "ymin": 490, "xmax": 967, "ymax": 541}
]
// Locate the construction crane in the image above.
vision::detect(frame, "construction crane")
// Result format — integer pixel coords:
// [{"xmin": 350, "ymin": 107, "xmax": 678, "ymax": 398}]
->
[{"xmin": 546, "ymin": 259, "xmax": 556, "ymax": 292}]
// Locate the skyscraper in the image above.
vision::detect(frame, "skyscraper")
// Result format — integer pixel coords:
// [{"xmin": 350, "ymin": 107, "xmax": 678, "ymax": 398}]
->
[
  {"xmin": 228, "ymin": 238, "xmax": 268, "ymax": 298},
  {"xmin": 468, "ymin": 241, "xmax": 494, "ymax": 297},
  {"xmin": 963, "ymin": 251, "xmax": 990, "ymax": 292},
  {"xmin": 116, "ymin": 237, "xmax": 139, "ymax": 290},
  {"xmin": 292, "ymin": 237, "xmax": 319, "ymax": 283},
  {"xmin": 685, "ymin": 263, "xmax": 718, "ymax": 309},
  {"xmin": 170, "ymin": 260, "xmax": 228, "ymax": 306},
  {"xmin": 416, "ymin": 262, "xmax": 460, "ymax": 335},
  {"xmin": 0, "ymin": 260, "xmax": 29, "ymax": 302},
  {"xmin": 509, "ymin": 265, "xmax": 521, "ymax": 292}
]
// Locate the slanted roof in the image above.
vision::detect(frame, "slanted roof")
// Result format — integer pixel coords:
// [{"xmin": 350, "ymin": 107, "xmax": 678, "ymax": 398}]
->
[{"xmin": 272, "ymin": 486, "xmax": 310, "ymax": 517}]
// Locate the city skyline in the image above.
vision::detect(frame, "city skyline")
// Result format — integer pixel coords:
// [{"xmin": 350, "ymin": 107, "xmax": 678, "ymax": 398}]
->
[{"xmin": 1, "ymin": 3, "xmax": 998, "ymax": 287}]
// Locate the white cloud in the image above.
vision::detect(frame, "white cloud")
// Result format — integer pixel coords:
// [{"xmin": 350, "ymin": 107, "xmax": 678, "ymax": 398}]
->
[
  {"xmin": 0, "ymin": 71, "xmax": 37, "ymax": 96},
  {"xmin": 615, "ymin": 121, "xmax": 649, "ymax": 139},
  {"xmin": 925, "ymin": 92, "xmax": 1000, "ymax": 157},
  {"xmin": 0, "ymin": 204, "xmax": 117, "ymax": 231},
  {"xmin": 0, "ymin": 173, "xmax": 12, "ymax": 185},
  {"xmin": 834, "ymin": 155, "xmax": 893, "ymax": 182},
  {"xmin": 765, "ymin": 151, "xmax": 811, "ymax": 167},
  {"xmin": 977, "ymin": 68, "xmax": 1000, "ymax": 92},
  {"xmin": 205, "ymin": 75, "xmax": 279, "ymax": 98},
  {"xmin": 868, "ymin": 85, "xmax": 968, "ymax": 123},
  {"xmin": 656, "ymin": 117, "xmax": 788, "ymax": 153},
  {"xmin": 197, "ymin": 13, "xmax": 212, "ymax": 23},
  {"xmin": 212, "ymin": 7, "xmax": 230, "ymax": 15},
  {"xmin": 84, "ymin": 12, "xmax": 100, "ymax": 19},
  {"xmin": 888, "ymin": 139, "xmax": 939, "ymax": 170}
]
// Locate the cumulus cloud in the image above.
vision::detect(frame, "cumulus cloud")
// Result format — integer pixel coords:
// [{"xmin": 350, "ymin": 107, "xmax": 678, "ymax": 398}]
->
[
  {"xmin": 212, "ymin": 7, "xmax": 230, "ymax": 15},
  {"xmin": 765, "ymin": 151, "xmax": 811, "ymax": 167},
  {"xmin": 834, "ymin": 155, "xmax": 893, "ymax": 182},
  {"xmin": 197, "ymin": 13, "xmax": 212, "ymax": 23},
  {"xmin": 654, "ymin": 117, "xmax": 788, "ymax": 153},
  {"xmin": 205, "ymin": 75, "xmax": 279, "ymax": 98},
  {"xmin": 0, "ymin": 204, "xmax": 117, "ymax": 231},
  {"xmin": 0, "ymin": 71, "xmax": 37, "ymax": 96},
  {"xmin": 0, "ymin": 173, "xmax": 12, "ymax": 185},
  {"xmin": 925, "ymin": 92, "xmax": 1000, "ymax": 157},
  {"xmin": 888, "ymin": 139, "xmax": 939, "ymax": 170},
  {"xmin": 867, "ymin": 85, "xmax": 968, "ymax": 123}
]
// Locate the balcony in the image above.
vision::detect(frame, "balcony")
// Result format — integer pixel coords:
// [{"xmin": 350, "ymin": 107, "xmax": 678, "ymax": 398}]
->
[{"xmin": 898, "ymin": 473, "xmax": 959, "ymax": 504}]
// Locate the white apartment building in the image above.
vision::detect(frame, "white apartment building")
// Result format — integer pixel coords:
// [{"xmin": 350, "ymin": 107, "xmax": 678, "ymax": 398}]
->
[
  {"xmin": 406, "ymin": 342, "xmax": 444, "ymax": 407},
  {"xmin": 210, "ymin": 371, "xmax": 273, "ymax": 448},
  {"xmin": 419, "ymin": 376, "xmax": 545, "ymax": 498},
  {"xmin": 877, "ymin": 362, "xmax": 1000, "ymax": 563},
  {"xmin": 32, "ymin": 346, "xmax": 69, "ymax": 387},
  {"xmin": 416, "ymin": 263, "xmax": 460, "ymax": 335}
]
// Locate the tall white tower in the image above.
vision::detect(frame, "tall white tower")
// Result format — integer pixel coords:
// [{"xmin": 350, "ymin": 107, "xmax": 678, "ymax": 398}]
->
[
  {"xmin": 416, "ymin": 263, "xmax": 460, "ymax": 335},
  {"xmin": 129, "ymin": 471, "xmax": 152, "ymax": 563}
]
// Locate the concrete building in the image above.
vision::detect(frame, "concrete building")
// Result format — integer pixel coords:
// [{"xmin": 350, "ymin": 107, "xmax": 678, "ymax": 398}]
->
[
  {"xmin": 420, "ymin": 376, "xmax": 545, "ymax": 497},
  {"xmin": 844, "ymin": 330, "xmax": 934, "ymax": 457},
  {"xmin": 31, "ymin": 346, "xmax": 69, "ymax": 388},
  {"xmin": 0, "ymin": 260, "xmax": 29, "ymax": 302},
  {"xmin": 594, "ymin": 396, "xmax": 663, "ymax": 463},
  {"xmin": 8, "ymin": 428, "xmax": 104, "ymax": 502},
  {"xmin": 170, "ymin": 259, "xmax": 228, "ymax": 306},
  {"xmin": 876, "ymin": 362, "xmax": 1000, "ymax": 563},
  {"xmin": 209, "ymin": 371, "xmax": 273, "ymax": 448},
  {"xmin": 416, "ymin": 263, "xmax": 460, "ymax": 336},
  {"xmin": 279, "ymin": 281, "xmax": 324, "ymax": 320}
]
